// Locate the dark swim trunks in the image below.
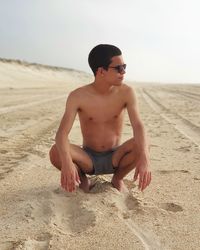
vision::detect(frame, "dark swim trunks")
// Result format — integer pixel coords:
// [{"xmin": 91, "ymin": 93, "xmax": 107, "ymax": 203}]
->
[{"xmin": 83, "ymin": 146, "xmax": 118, "ymax": 175}]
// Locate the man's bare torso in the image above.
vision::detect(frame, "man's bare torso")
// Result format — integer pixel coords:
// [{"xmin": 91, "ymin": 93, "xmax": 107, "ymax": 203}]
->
[{"xmin": 73, "ymin": 83, "xmax": 130, "ymax": 152}]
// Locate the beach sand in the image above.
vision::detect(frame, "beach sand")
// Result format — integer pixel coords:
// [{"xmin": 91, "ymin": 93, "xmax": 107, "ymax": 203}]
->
[{"xmin": 0, "ymin": 59, "xmax": 200, "ymax": 250}]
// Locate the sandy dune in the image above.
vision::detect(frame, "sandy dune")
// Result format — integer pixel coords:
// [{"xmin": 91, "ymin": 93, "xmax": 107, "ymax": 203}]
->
[{"xmin": 0, "ymin": 59, "xmax": 200, "ymax": 250}]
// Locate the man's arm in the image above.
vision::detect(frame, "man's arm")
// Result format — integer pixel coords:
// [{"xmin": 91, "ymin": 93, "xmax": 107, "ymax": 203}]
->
[
  {"xmin": 55, "ymin": 91, "xmax": 80, "ymax": 192},
  {"xmin": 125, "ymin": 86, "xmax": 151, "ymax": 191}
]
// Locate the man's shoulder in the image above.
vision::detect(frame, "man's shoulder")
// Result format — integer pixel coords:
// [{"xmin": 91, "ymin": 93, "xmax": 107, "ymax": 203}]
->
[
  {"xmin": 120, "ymin": 83, "xmax": 135, "ymax": 95},
  {"xmin": 69, "ymin": 84, "xmax": 91, "ymax": 98},
  {"xmin": 119, "ymin": 84, "xmax": 137, "ymax": 105}
]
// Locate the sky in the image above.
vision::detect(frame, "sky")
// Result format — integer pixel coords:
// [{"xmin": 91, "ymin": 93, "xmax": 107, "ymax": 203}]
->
[{"xmin": 0, "ymin": 0, "xmax": 200, "ymax": 83}]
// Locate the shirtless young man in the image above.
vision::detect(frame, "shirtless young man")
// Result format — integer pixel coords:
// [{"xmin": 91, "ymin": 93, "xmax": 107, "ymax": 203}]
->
[{"xmin": 49, "ymin": 44, "xmax": 151, "ymax": 193}]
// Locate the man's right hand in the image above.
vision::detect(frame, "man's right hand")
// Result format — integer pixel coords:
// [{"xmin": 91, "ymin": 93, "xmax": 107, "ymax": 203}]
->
[{"xmin": 61, "ymin": 164, "xmax": 80, "ymax": 192}]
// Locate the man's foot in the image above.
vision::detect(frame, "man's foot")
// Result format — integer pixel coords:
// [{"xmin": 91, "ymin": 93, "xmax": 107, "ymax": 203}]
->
[
  {"xmin": 79, "ymin": 174, "xmax": 95, "ymax": 193},
  {"xmin": 111, "ymin": 176, "xmax": 128, "ymax": 192}
]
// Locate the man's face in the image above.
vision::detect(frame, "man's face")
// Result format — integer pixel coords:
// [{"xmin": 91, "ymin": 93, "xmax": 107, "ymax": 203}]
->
[{"xmin": 104, "ymin": 55, "xmax": 126, "ymax": 86}]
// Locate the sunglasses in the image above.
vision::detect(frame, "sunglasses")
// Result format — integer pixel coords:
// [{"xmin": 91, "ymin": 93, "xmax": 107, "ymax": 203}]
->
[{"xmin": 108, "ymin": 64, "xmax": 126, "ymax": 74}]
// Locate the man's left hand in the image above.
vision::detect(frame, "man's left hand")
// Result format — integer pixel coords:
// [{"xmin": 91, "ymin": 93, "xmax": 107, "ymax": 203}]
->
[{"xmin": 134, "ymin": 153, "xmax": 151, "ymax": 191}]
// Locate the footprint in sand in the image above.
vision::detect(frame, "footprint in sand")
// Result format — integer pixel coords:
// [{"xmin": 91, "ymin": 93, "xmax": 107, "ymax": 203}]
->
[
  {"xmin": 160, "ymin": 130, "xmax": 168, "ymax": 134},
  {"xmin": 119, "ymin": 194, "xmax": 142, "ymax": 219},
  {"xmin": 0, "ymin": 234, "xmax": 51, "ymax": 250},
  {"xmin": 159, "ymin": 202, "xmax": 183, "ymax": 212},
  {"xmin": 0, "ymin": 168, "xmax": 14, "ymax": 180},
  {"xmin": 0, "ymin": 174, "xmax": 5, "ymax": 180},
  {"xmin": 21, "ymin": 233, "xmax": 51, "ymax": 250},
  {"xmin": 109, "ymin": 191, "xmax": 162, "ymax": 249},
  {"xmin": 108, "ymin": 190, "xmax": 142, "ymax": 220},
  {"xmin": 125, "ymin": 194, "xmax": 141, "ymax": 211},
  {"xmin": 175, "ymin": 146, "xmax": 191, "ymax": 152},
  {"xmin": 0, "ymin": 241, "xmax": 16, "ymax": 250},
  {"xmin": 157, "ymin": 169, "xmax": 190, "ymax": 175},
  {"xmin": 0, "ymin": 149, "xmax": 8, "ymax": 154},
  {"xmin": 22, "ymin": 197, "xmax": 52, "ymax": 225},
  {"xmin": 123, "ymin": 179, "xmax": 137, "ymax": 190},
  {"xmin": 51, "ymin": 189, "xmax": 96, "ymax": 234}
]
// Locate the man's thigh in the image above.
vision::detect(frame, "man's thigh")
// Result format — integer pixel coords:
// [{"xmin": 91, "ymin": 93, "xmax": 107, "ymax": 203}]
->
[
  {"xmin": 112, "ymin": 138, "xmax": 136, "ymax": 168},
  {"xmin": 49, "ymin": 144, "xmax": 93, "ymax": 174},
  {"xmin": 70, "ymin": 144, "xmax": 93, "ymax": 173}
]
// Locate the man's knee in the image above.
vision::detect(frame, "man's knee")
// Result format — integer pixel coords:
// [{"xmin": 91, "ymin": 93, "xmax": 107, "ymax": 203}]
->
[
  {"xmin": 112, "ymin": 138, "xmax": 135, "ymax": 166},
  {"xmin": 119, "ymin": 151, "xmax": 136, "ymax": 168},
  {"xmin": 49, "ymin": 144, "xmax": 61, "ymax": 170},
  {"xmin": 116, "ymin": 142, "xmax": 137, "ymax": 168},
  {"xmin": 49, "ymin": 144, "xmax": 55, "ymax": 164}
]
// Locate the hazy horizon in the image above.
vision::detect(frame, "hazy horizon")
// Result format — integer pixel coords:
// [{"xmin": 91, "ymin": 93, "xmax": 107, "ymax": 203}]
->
[{"xmin": 0, "ymin": 0, "xmax": 200, "ymax": 83}]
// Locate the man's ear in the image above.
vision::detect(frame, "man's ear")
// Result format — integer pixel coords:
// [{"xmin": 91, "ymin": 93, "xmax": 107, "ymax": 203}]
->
[{"xmin": 96, "ymin": 67, "xmax": 104, "ymax": 76}]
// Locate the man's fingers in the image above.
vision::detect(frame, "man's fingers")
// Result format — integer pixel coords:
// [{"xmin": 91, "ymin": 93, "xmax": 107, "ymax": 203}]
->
[
  {"xmin": 67, "ymin": 181, "xmax": 72, "ymax": 192},
  {"xmin": 140, "ymin": 172, "xmax": 151, "ymax": 191},
  {"xmin": 64, "ymin": 178, "xmax": 70, "ymax": 192},
  {"xmin": 72, "ymin": 180, "xmax": 76, "ymax": 192},
  {"xmin": 75, "ymin": 175, "xmax": 81, "ymax": 186},
  {"xmin": 134, "ymin": 167, "xmax": 139, "ymax": 181},
  {"xmin": 61, "ymin": 173, "xmax": 66, "ymax": 189},
  {"xmin": 61, "ymin": 168, "xmax": 81, "ymax": 193},
  {"xmin": 74, "ymin": 165, "xmax": 81, "ymax": 183},
  {"xmin": 61, "ymin": 172, "xmax": 74, "ymax": 192},
  {"xmin": 141, "ymin": 173, "xmax": 147, "ymax": 191},
  {"xmin": 61, "ymin": 170, "xmax": 68, "ymax": 190},
  {"xmin": 75, "ymin": 171, "xmax": 81, "ymax": 184},
  {"xmin": 147, "ymin": 172, "xmax": 151, "ymax": 186},
  {"xmin": 61, "ymin": 173, "xmax": 64, "ymax": 187},
  {"xmin": 67, "ymin": 180, "xmax": 74, "ymax": 192},
  {"xmin": 139, "ymin": 172, "xmax": 144, "ymax": 190},
  {"xmin": 70, "ymin": 174, "xmax": 77, "ymax": 192}
]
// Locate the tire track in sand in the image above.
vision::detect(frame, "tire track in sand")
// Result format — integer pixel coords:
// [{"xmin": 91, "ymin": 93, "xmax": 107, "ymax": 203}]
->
[
  {"xmin": 108, "ymin": 190, "xmax": 162, "ymax": 250},
  {"xmin": 0, "ymin": 94, "xmax": 66, "ymax": 115},
  {"xmin": 0, "ymin": 114, "xmax": 59, "ymax": 180},
  {"xmin": 141, "ymin": 88, "xmax": 200, "ymax": 147},
  {"xmin": 159, "ymin": 88, "xmax": 200, "ymax": 102},
  {"xmin": 118, "ymin": 216, "xmax": 161, "ymax": 250}
]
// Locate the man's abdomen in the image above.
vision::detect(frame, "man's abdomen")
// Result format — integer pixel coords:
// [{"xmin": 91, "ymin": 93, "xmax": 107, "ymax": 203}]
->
[{"xmin": 82, "ymin": 127, "xmax": 121, "ymax": 152}]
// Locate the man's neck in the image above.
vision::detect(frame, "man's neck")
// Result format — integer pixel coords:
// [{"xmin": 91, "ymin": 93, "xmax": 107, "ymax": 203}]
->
[{"xmin": 92, "ymin": 79, "xmax": 114, "ymax": 95}]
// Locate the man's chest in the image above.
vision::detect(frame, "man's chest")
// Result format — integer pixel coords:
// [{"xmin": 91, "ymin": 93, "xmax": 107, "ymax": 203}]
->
[{"xmin": 78, "ymin": 96, "xmax": 126, "ymax": 122}]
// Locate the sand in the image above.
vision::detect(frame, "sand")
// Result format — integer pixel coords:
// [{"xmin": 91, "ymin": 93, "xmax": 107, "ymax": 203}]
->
[{"xmin": 0, "ymin": 59, "xmax": 200, "ymax": 250}]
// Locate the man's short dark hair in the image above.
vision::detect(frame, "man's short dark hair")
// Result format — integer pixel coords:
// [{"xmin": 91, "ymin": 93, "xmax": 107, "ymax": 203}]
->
[{"xmin": 88, "ymin": 44, "xmax": 122, "ymax": 76}]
